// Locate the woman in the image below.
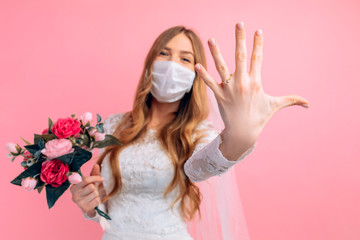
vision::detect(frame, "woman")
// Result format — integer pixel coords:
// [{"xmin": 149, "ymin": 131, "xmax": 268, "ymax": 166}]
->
[{"xmin": 70, "ymin": 23, "xmax": 309, "ymax": 239}]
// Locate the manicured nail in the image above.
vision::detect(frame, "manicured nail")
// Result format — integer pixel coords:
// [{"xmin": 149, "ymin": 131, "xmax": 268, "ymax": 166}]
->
[
  {"xmin": 209, "ymin": 38, "xmax": 216, "ymax": 46},
  {"xmin": 195, "ymin": 64, "xmax": 201, "ymax": 70},
  {"xmin": 302, "ymin": 103, "xmax": 309, "ymax": 108},
  {"xmin": 256, "ymin": 29, "xmax": 262, "ymax": 36},
  {"xmin": 237, "ymin": 22, "xmax": 244, "ymax": 30},
  {"xmin": 101, "ymin": 177, "xmax": 105, "ymax": 180}
]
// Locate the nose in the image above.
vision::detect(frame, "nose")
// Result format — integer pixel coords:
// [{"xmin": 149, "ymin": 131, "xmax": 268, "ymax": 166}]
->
[{"xmin": 169, "ymin": 55, "xmax": 181, "ymax": 65}]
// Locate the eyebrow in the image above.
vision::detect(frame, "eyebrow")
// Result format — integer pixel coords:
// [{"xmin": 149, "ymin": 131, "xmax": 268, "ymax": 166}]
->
[{"xmin": 163, "ymin": 47, "xmax": 194, "ymax": 57}]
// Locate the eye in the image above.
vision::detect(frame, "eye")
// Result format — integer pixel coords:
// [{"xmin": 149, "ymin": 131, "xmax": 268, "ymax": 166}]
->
[
  {"xmin": 160, "ymin": 51, "xmax": 168, "ymax": 56},
  {"xmin": 182, "ymin": 58, "xmax": 191, "ymax": 63}
]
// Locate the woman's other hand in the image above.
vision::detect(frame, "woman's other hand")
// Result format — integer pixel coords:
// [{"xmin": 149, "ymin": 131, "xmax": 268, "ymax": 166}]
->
[{"xmin": 70, "ymin": 164, "xmax": 104, "ymax": 217}]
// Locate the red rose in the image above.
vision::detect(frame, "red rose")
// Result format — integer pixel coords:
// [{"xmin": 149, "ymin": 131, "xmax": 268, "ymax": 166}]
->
[
  {"xmin": 42, "ymin": 128, "xmax": 49, "ymax": 134},
  {"xmin": 52, "ymin": 117, "xmax": 81, "ymax": 139},
  {"xmin": 40, "ymin": 159, "xmax": 69, "ymax": 187}
]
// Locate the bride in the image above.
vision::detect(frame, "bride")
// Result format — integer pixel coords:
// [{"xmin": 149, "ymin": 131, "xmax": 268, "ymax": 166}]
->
[{"xmin": 70, "ymin": 22, "xmax": 309, "ymax": 239}]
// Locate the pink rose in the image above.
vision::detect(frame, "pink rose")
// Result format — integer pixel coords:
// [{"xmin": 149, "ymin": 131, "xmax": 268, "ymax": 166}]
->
[
  {"xmin": 5, "ymin": 142, "xmax": 18, "ymax": 153},
  {"xmin": 94, "ymin": 132, "xmax": 106, "ymax": 141},
  {"xmin": 68, "ymin": 172, "xmax": 82, "ymax": 184},
  {"xmin": 23, "ymin": 150, "xmax": 32, "ymax": 161},
  {"xmin": 88, "ymin": 129, "xmax": 105, "ymax": 141},
  {"xmin": 52, "ymin": 117, "xmax": 81, "ymax": 139},
  {"xmin": 40, "ymin": 159, "xmax": 69, "ymax": 187},
  {"xmin": 41, "ymin": 139, "xmax": 74, "ymax": 160},
  {"xmin": 21, "ymin": 177, "xmax": 37, "ymax": 191},
  {"xmin": 88, "ymin": 128, "xmax": 96, "ymax": 136},
  {"xmin": 81, "ymin": 112, "xmax": 93, "ymax": 125}
]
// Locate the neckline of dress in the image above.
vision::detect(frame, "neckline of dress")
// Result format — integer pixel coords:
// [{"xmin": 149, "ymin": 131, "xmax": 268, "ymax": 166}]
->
[{"xmin": 147, "ymin": 128, "xmax": 157, "ymax": 133}]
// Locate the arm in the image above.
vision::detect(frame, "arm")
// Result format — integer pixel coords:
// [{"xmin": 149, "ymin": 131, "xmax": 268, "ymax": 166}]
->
[{"xmin": 184, "ymin": 121, "xmax": 255, "ymax": 182}]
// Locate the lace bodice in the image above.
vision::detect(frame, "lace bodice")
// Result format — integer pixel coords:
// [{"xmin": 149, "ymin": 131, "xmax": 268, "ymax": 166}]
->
[{"xmin": 82, "ymin": 113, "xmax": 255, "ymax": 240}]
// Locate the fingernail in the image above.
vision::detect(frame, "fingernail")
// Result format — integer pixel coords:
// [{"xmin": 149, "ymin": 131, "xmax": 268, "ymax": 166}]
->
[
  {"xmin": 195, "ymin": 64, "xmax": 201, "ymax": 70},
  {"xmin": 209, "ymin": 38, "xmax": 216, "ymax": 46},
  {"xmin": 256, "ymin": 29, "xmax": 262, "ymax": 36},
  {"xmin": 101, "ymin": 177, "xmax": 104, "ymax": 180},
  {"xmin": 237, "ymin": 22, "xmax": 244, "ymax": 30},
  {"xmin": 302, "ymin": 103, "xmax": 309, "ymax": 108}
]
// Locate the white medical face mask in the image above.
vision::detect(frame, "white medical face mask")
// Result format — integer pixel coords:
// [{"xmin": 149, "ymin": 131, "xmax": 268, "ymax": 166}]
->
[{"xmin": 150, "ymin": 60, "xmax": 195, "ymax": 103}]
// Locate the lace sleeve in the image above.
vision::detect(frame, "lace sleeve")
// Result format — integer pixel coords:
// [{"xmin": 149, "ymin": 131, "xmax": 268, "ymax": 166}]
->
[
  {"xmin": 98, "ymin": 112, "xmax": 125, "ymax": 155},
  {"xmin": 184, "ymin": 120, "xmax": 256, "ymax": 182},
  {"xmin": 82, "ymin": 112, "xmax": 125, "ymax": 223}
]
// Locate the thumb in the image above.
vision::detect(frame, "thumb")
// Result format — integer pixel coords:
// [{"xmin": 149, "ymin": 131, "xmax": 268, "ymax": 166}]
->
[
  {"xmin": 90, "ymin": 163, "xmax": 101, "ymax": 176},
  {"xmin": 272, "ymin": 94, "xmax": 310, "ymax": 111}
]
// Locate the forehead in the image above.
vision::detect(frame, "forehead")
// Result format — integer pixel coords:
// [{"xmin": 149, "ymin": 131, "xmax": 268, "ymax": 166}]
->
[{"xmin": 164, "ymin": 33, "xmax": 194, "ymax": 53}]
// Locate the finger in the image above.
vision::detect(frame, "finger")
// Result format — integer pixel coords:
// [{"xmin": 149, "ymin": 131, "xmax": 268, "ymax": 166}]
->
[
  {"xmin": 88, "ymin": 197, "xmax": 101, "ymax": 209},
  {"xmin": 76, "ymin": 176, "xmax": 103, "ymax": 189},
  {"xmin": 79, "ymin": 183, "xmax": 98, "ymax": 198},
  {"xmin": 90, "ymin": 163, "xmax": 100, "ymax": 176},
  {"xmin": 249, "ymin": 29, "xmax": 264, "ymax": 81},
  {"xmin": 234, "ymin": 22, "xmax": 247, "ymax": 79},
  {"xmin": 83, "ymin": 188, "xmax": 99, "ymax": 202},
  {"xmin": 208, "ymin": 38, "xmax": 230, "ymax": 81},
  {"xmin": 79, "ymin": 196, "xmax": 100, "ymax": 212},
  {"xmin": 272, "ymin": 95, "xmax": 310, "ymax": 110},
  {"xmin": 195, "ymin": 63, "xmax": 221, "ymax": 96}
]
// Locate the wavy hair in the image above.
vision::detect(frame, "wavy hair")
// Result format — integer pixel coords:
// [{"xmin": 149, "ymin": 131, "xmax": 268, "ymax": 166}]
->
[{"xmin": 97, "ymin": 25, "xmax": 209, "ymax": 221}]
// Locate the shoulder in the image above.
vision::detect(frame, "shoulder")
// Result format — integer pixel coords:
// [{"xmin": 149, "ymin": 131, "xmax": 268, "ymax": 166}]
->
[
  {"xmin": 103, "ymin": 112, "xmax": 128, "ymax": 135},
  {"xmin": 195, "ymin": 120, "xmax": 217, "ymax": 132},
  {"xmin": 193, "ymin": 119, "xmax": 220, "ymax": 143}
]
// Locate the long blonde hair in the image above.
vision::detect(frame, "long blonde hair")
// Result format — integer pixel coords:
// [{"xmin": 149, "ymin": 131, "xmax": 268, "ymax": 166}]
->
[{"xmin": 97, "ymin": 26, "xmax": 209, "ymax": 221}]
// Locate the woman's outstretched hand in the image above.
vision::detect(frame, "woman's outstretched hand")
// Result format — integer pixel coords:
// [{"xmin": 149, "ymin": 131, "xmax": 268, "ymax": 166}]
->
[{"xmin": 195, "ymin": 22, "xmax": 310, "ymax": 160}]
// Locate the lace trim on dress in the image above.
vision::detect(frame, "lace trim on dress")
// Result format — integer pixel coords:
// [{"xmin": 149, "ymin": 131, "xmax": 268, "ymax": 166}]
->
[{"xmin": 184, "ymin": 121, "xmax": 256, "ymax": 182}]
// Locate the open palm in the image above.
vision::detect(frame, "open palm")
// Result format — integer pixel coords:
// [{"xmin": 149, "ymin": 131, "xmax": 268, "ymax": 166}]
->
[{"xmin": 195, "ymin": 22, "xmax": 310, "ymax": 148}]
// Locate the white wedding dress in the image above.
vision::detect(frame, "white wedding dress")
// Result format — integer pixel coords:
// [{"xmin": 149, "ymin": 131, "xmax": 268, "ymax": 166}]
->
[{"xmin": 82, "ymin": 112, "xmax": 255, "ymax": 240}]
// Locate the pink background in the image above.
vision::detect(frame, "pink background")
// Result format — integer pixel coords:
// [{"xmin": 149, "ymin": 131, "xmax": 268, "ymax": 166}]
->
[{"xmin": 1, "ymin": 0, "xmax": 359, "ymax": 239}]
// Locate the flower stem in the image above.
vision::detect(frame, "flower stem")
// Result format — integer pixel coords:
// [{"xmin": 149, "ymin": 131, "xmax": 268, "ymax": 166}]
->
[{"xmin": 95, "ymin": 206, "xmax": 112, "ymax": 220}]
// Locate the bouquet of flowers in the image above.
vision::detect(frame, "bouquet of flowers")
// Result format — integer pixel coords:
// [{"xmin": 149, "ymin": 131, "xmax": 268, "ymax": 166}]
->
[{"xmin": 7, "ymin": 112, "xmax": 121, "ymax": 220}]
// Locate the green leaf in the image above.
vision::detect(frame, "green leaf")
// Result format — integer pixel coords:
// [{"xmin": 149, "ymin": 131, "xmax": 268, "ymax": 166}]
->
[
  {"xmin": 48, "ymin": 118, "xmax": 54, "ymax": 134},
  {"xmin": 71, "ymin": 114, "xmax": 75, "ymax": 118},
  {"xmin": 97, "ymin": 113, "xmax": 101, "ymax": 123},
  {"xmin": 34, "ymin": 134, "xmax": 57, "ymax": 144},
  {"xmin": 45, "ymin": 180, "xmax": 70, "ymax": 208},
  {"xmin": 20, "ymin": 136, "xmax": 32, "ymax": 145},
  {"xmin": 82, "ymin": 132, "xmax": 91, "ymax": 148},
  {"xmin": 7, "ymin": 153, "xmax": 12, "ymax": 158},
  {"xmin": 56, "ymin": 151, "xmax": 76, "ymax": 165},
  {"xmin": 67, "ymin": 146, "xmax": 92, "ymax": 172},
  {"xmin": 11, "ymin": 156, "xmax": 15, "ymax": 162},
  {"xmin": 96, "ymin": 123, "xmax": 104, "ymax": 133},
  {"xmin": 34, "ymin": 150, "xmax": 42, "ymax": 158},
  {"xmin": 37, "ymin": 184, "xmax": 45, "ymax": 194},
  {"xmin": 25, "ymin": 138, "xmax": 45, "ymax": 156},
  {"xmin": 10, "ymin": 158, "xmax": 46, "ymax": 186},
  {"xmin": 93, "ymin": 135, "xmax": 123, "ymax": 148}
]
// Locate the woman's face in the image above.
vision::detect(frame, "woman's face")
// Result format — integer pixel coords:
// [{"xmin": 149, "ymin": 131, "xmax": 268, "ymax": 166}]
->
[{"xmin": 154, "ymin": 33, "xmax": 195, "ymax": 71}]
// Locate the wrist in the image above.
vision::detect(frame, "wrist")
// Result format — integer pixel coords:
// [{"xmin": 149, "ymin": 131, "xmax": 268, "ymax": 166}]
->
[{"xmin": 221, "ymin": 127, "xmax": 257, "ymax": 147}]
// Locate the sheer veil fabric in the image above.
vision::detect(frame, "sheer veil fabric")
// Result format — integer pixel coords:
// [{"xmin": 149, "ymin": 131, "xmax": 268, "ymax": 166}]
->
[{"xmin": 186, "ymin": 92, "xmax": 251, "ymax": 240}]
